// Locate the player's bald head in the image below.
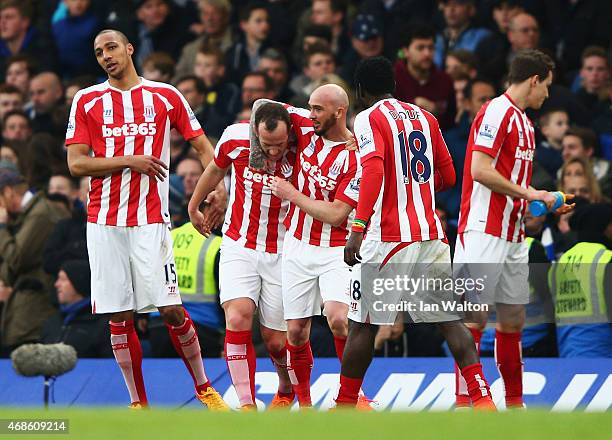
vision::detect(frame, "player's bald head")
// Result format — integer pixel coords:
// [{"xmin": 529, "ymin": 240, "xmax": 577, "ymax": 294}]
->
[{"xmin": 310, "ymin": 84, "xmax": 349, "ymax": 110}]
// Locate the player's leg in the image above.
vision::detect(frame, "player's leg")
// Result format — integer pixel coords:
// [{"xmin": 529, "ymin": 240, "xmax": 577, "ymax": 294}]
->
[
  {"xmin": 218, "ymin": 239, "xmax": 262, "ymax": 409},
  {"xmin": 223, "ymin": 298, "xmax": 258, "ymax": 409},
  {"xmin": 88, "ymin": 223, "xmax": 145, "ymax": 407},
  {"xmin": 336, "ymin": 321, "xmax": 378, "ymax": 406},
  {"xmin": 129, "ymin": 224, "xmax": 227, "ymax": 410},
  {"xmin": 453, "ymin": 232, "xmax": 500, "ymax": 408},
  {"xmin": 257, "ymin": 253, "xmax": 293, "ymax": 407},
  {"xmin": 494, "ymin": 239, "xmax": 529, "ymax": 408},
  {"xmin": 282, "ymin": 236, "xmax": 320, "ymax": 408},
  {"xmin": 323, "ymin": 300, "xmax": 349, "ymax": 361}
]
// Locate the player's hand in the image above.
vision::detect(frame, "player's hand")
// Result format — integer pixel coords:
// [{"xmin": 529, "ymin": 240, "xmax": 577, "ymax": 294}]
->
[
  {"xmin": 201, "ymin": 188, "xmax": 227, "ymax": 231},
  {"xmin": 526, "ymin": 189, "xmax": 557, "ymax": 209},
  {"xmin": 345, "ymin": 135, "xmax": 358, "ymax": 151},
  {"xmin": 555, "ymin": 193, "xmax": 576, "ymax": 215},
  {"xmin": 128, "ymin": 155, "xmax": 168, "ymax": 181},
  {"xmin": 188, "ymin": 205, "xmax": 210, "ymax": 237},
  {"xmin": 344, "ymin": 231, "xmax": 364, "ymax": 266},
  {"xmin": 270, "ymin": 177, "xmax": 296, "ymax": 201}
]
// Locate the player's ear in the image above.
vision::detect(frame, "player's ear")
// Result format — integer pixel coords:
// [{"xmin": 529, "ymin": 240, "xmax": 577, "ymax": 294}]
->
[{"xmin": 126, "ymin": 43, "xmax": 135, "ymax": 56}]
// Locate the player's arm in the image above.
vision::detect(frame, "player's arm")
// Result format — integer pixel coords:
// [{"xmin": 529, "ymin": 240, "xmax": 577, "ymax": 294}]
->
[
  {"xmin": 187, "ymin": 160, "xmax": 228, "ymax": 236},
  {"xmin": 189, "ymin": 134, "xmax": 215, "ymax": 168},
  {"xmin": 270, "ymin": 177, "xmax": 353, "ymax": 227},
  {"xmin": 67, "ymin": 144, "xmax": 167, "ymax": 179}
]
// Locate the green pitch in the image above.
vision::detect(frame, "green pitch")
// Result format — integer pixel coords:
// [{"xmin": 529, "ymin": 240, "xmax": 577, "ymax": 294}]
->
[{"xmin": 0, "ymin": 408, "xmax": 610, "ymax": 440}]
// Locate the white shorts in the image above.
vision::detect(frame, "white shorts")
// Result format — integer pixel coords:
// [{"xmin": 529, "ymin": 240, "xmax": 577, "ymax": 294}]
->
[
  {"xmin": 282, "ymin": 235, "xmax": 351, "ymax": 320},
  {"xmin": 453, "ymin": 230, "xmax": 529, "ymax": 305},
  {"xmin": 349, "ymin": 239, "xmax": 459, "ymax": 325},
  {"xmin": 219, "ymin": 236, "xmax": 286, "ymax": 331},
  {"xmin": 87, "ymin": 223, "xmax": 181, "ymax": 314}
]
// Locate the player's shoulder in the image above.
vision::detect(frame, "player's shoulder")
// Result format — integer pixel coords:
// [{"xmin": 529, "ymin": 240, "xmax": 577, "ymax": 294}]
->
[
  {"xmin": 140, "ymin": 79, "xmax": 183, "ymax": 99},
  {"xmin": 479, "ymin": 93, "xmax": 515, "ymax": 120},
  {"xmin": 354, "ymin": 101, "xmax": 384, "ymax": 129},
  {"xmin": 72, "ymin": 81, "xmax": 111, "ymax": 104},
  {"xmin": 218, "ymin": 122, "xmax": 250, "ymax": 147}
]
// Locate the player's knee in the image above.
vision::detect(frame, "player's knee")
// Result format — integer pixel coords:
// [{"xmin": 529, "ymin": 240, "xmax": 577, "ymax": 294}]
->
[
  {"xmin": 465, "ymin": 311, "xmax": 488, "ymax": 330},
  {"xmin": 159, "ymin": 306, "xmax": 184, "ymax": 327},
  {"xmin": 326, "ymin": 314, "xmax": 348, "ymax": 337},
  {"xmin": 287, "ymin": 326, "xmax": 309, "ymax": 346},
  {"xmin": 225, "ymin": 310, "xmax": 252, "ymax": 331},
  {"xmin": 263, "ymin": 336, "xmax": 286, "ymax": 354}
]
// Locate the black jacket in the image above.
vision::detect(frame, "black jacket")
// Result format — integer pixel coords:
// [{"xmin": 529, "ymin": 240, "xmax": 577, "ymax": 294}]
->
[{"xmin": 43, "ymin": 207, "xmax": 88, "ymax": 277}]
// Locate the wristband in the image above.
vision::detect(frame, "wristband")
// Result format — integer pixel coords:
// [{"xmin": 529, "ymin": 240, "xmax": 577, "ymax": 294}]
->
[{"xmin": 351, "ymin": 219, "xmax": 367, "ymax": 233}]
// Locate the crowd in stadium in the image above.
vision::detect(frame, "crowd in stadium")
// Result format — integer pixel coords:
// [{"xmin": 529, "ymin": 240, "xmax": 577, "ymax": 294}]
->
[{"xmin": 0, "ymin": 0, "xmax": 610, "ymax": 363}]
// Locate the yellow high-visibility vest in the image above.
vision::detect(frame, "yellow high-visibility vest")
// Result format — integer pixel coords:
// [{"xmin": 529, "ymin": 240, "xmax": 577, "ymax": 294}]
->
[{"xmin": 171, "ymin": 223, "xmax": 221, "ymax": 302}]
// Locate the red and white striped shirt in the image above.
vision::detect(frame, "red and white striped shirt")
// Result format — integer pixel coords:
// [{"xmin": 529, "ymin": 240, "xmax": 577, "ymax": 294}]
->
[
  {"xmin": 353, "ymin": 98, "xmax": 448, "ymax": 242},
  {"xmin": 458, "ymin": 93, "xmax": 535, "ymax": 242},
  {"xmin": 65, "ymin": 78, "xmax": 203, "ymax": 226},
  {"xmin": 214, "ymin": 122, "xmax": 296, "ymax": 253},
  {"xmin": 284, "ymin": 106, "xmax": 360, "ymax": 247}
]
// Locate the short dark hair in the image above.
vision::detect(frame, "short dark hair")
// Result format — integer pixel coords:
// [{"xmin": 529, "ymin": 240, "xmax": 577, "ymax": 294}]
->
[
  {"xmin": 142, "ymin": 52, "xmax": 175, "ymax": 78},
  {"xmin": 401, "ymin": 24, "xmax": 436, "ymax": 49},
  {"xmin": 303, "ymin": 24, "xmax": 333, "ymax": 44},
  {"xmin": 239, "ymin": 1, "xmax": 268, "ymax": 22},
  {"xmin": 243, "ymin": 71, "xmax": 274, "ymax": 92},
  {"xmin": 464, "ymin": 78, "xmax": 496, "ymax": 100},
  {"xmin": 259, "ymin": 48, "xmax": 288, "ymax": 71},
  {"xmin": 197, "ymin": 42, "xmax": 225, "ymax": 66},
  {"xmin": 2, "ymin": 109, "xmax": 29, "ymax": 127},
  {"xmin": 65, "ymin": 75, "xmax": 97, "ymax": 90},
  {"xmin": 354, "ymin": 56, "xmax": 395, "ymax": 96},
  {"xmin": 538, "ymin": 107, "xmax": 568, "ymax": 127},
  {"xmin": 304, "ymin": 41, "xmax": 334, "ymax": 66},
  {"xmin": 0, "ymin": 0, "xmax": 33, "ymax": 19},
  {"xmin": 507, "ymin": 49, "xmax": 555, "ymax": 84},
  {"xmin": 564, "ymin": 126, "xmax": 598, "ymax": 152},
  {"xmin": 254, "ymin": 102, "xmax": 290, "ymax": 133},
  {"xmin": 95, "ymin": 29, "xmax": 129, "ymax": 45},
  {"xmin": 581, "ymin": 45, "xmax": 608, "ymax": 66},
  {"xmin": 175, "ymin": 75, "xmax": 206, "ymax": 95},
  {"xmin": 447, "ymin": 49, "xmax": 479, "ymax": 71},
  {"xmin": 5, "ymin": 54, "xmax": 36, "ymax": 76},
  {"xmin": 313, "ymin": 0, "xmax": 347, "ymax": 14},
  {"xmin": 0, "ymin": 84, "xmax": 22, "ymax": 95}
]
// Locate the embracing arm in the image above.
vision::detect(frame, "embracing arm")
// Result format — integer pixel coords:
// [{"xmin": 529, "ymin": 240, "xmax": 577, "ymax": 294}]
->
[{"xmin": 189, "ymin": 134, "xmax": 215, "ymax": 168}]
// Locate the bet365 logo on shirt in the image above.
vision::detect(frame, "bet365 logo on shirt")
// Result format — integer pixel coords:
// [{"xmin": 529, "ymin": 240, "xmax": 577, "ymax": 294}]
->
[{"xmin": 102, "ymin": 122, "xmax": 157, "ymax": 137}]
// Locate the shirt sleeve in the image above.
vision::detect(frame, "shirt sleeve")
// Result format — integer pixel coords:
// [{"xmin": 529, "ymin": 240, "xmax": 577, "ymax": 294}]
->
[
  {"xmin": 333, "ymin": 151, "xmax": 359, "ymax": 208},
  {"xmin": 65, "ymin": 90, "xmax": 91, "ymax": 146},
  {"xmin": 353, "ymin": 111, "xmax": 385, "ymax": 163},
  {"xmin": 213, "ymin": 124, "xmax": 246, "ymax": 169},
  {"xmin": 168, "ymin": 87, "xmax": 204, "ymax": 141},
  {"xmin": 472, "ymin": 101, "xmax": 512, "ymax": 158}
]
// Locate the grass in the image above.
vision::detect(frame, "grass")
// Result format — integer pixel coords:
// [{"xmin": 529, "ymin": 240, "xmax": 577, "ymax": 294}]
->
[{"xmin": 0, "ymin": 408, "xmax": 610, "ymax": 440}]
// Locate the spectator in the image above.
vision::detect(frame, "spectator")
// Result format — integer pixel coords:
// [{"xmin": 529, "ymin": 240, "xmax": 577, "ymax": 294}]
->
[
  {"xmin": 575, "ymin": 46, "xmax": 610, "ymax": 119},
  {"xmin": 193, "ymin": 44, "xmax": 241, "ymax": 139},
  {"xmin": 536, "ymin": 108, "xmax": 569, "ymax": 179},
  {"xmin": 0, "ymin": 168, "xmax": 70, "ymax": 352},
  {"xmin": 289, "ymin": 41, "xmax": 336, "ymax": 102},
  {"xmin": 292, "ymin": 23, "xmax": 332, "ymax": 71},
  {"xmin": 141, "ymin": 51, "xmax": 175, "ymax": 83},
  {"xmin": 51, "ymin": 0, "xmax": 101, "ymax": 78},
  {"xmin": 434, "ymin": 0, "xmax": 491, "ymax": 68},
  {"xmin": 308, "ymin": 0, "xmax": 350, "ymax": 61},
  {"xmin": 43, "ymin": 175, "xmax": 88, "ymax": 277},
  {"xmin": 394, "ymin": 24, "xmax": 456, "ymax": 129},
  {"xmin": 128, "ymin": 0, "xmax": 190, "ymax": 70},
  {"xmin": 0, "ymin": 0, "xmax": 57, "ymax": 81},
  {"xmin": 28, "ymin": 72, "xmax": 67, "ymax": 138},
  {"xmin": 561, "ymin": 126, "xmax": 611, "ymax": 195},
  {"xmin": 257, "ymin": 48, "xmax": 294, "ymax": 103},
  {"xmin": 175, "ymin": 75, "xmax": 206, "ymax": 121},
  {"xmin": 0, "ymin": 84, "xmax": 23, "ymax": 123},
  {"xmin": 4, "ymin": 55, "xmax": 36, "ymax": 98},
  {"xmin": 438, "ymin": 77, "xmax": 496, "ymax": 219},
  {"xmin": 0, "ymin": 142, "xmax": 18, "ymax": 167},
  {"xmin": 452, "ymin": 71, "xmax": 470, "ymax": 124},
  {"xmin": 558, "ymin": 157, "xmax": 603, "ymax": 204},
  {"xmin": 41, "ymin": 260, "xmax": 112, "ymax": 357},
  {"xmin": 338, "ymin": 14, "xmax": 384, "ymax": 84},
  {"xmin": 63, "ymin": 75, "xmax": 96, "ymax": 106},
  {"xmin": 20, "ymin": 133, "xmax": 66, "ymax": 192},
  {"xmin": 175, "ymin": 157, "xmax": 203, "ymax": 226},
  {"xmin": 225, "ymin": 1, "xmax": 271, "ymax": 85},
  {"xmin": 445, "ymin": 49, "xmax": 478, "ymax": 80},
  {"xmin": 2, "ymin": 110, "xmax": 31, "ymax": 143},
  {"xmin": 237, "ymin": 71, "xmax": 274, "ymax": 121},
  {"xmin": 174, "ymin": 0, "xmax": 234, "ymax": 81},
  {"xmin": 549, "ymin": 203, "xmax": 612, "ymax": 358}
]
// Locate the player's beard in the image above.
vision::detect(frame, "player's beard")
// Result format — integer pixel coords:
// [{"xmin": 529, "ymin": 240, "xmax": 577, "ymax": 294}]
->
[{"xmin": 313, "ymin": 116, "xmax": 335, "ymax": 137}]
